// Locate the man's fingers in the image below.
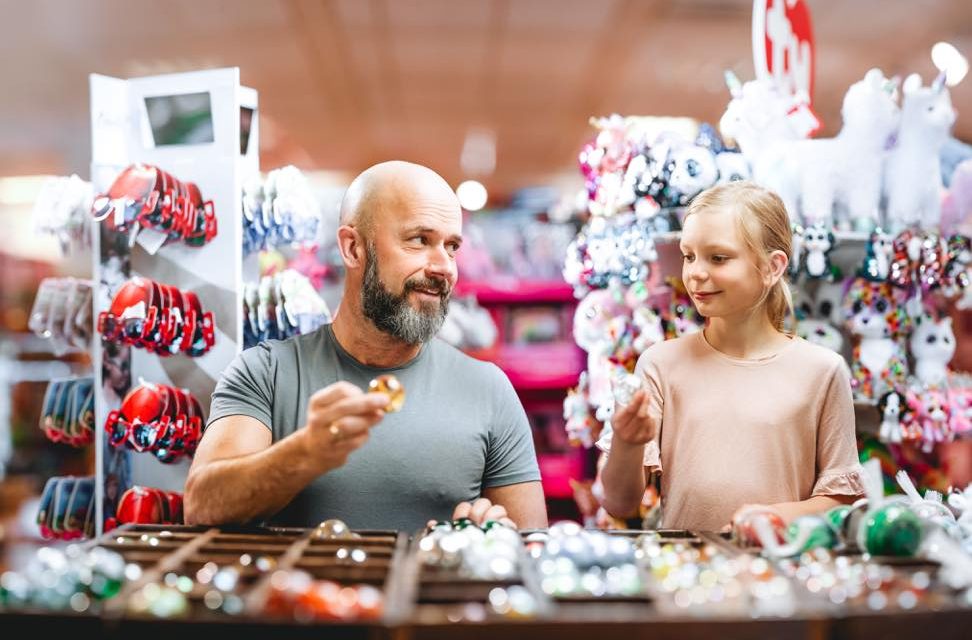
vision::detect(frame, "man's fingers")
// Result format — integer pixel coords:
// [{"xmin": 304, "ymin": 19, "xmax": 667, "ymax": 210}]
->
[
  {"xmin": 468, "ymin": 498, "xmax": 493, "ymax": 524},
  {"xmin": 482, "ymin": 504, "xmax": 508, "ymax": 523},
  {"xmin": 452, "ymin": 501, "xmax": 472, "ymax": 520},
  {"xmin": 309, "ymin": 381, "xmax": 362, "ymax": 407},
  {"xmin": 311, "ymin": 395, "xmax": 389, "ymax": 430}
]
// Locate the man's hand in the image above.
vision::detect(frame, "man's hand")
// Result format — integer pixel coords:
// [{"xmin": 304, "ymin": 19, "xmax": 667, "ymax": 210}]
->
[
  {"xmin": 447, "ymin": 498, "xmax": 517, "ymax": 529},
  {"xmin": 611, "ymin": 389, "xmax": 656, "ymax": 446},
  {"xmin": 300, "ymin": 381, "xmax": 389, "ymax": 473}
]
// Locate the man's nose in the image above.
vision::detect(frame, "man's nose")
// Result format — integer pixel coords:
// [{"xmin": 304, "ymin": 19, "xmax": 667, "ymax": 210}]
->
[{"xmin": 426, "ymin": 245, "xmax": 455, "ymax": 282}]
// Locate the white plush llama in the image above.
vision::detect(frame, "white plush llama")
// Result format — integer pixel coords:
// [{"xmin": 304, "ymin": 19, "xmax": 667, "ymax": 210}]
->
[
  {"xmin": 754, "ymin": 69, "xmax": 900, "ymax": 230},
  {"xmin": 884, "ymin": 72, "xmax": 956, "ymax": 232}
]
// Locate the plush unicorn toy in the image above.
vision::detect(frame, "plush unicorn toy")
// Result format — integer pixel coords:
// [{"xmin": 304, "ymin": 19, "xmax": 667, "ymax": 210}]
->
[
  {"xmin": 719, "ymin": 71, "xmax": 807, "ymax": 164},
  {"xmin": 909, "ymin": 311, "xmax": 956, "ymax": 388},
  {"xmin": 754, "ymin": 69, "xmax": 900, "ymax": 230},
  {"xmin": 885, "ymin": 72, "xmax": 956, "ymax": 232}
]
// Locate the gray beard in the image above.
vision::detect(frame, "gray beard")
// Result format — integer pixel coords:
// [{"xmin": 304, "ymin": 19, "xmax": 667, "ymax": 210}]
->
[{"xmin": 360, "ymin": 244, "xmax": 451, "ymax": 345}]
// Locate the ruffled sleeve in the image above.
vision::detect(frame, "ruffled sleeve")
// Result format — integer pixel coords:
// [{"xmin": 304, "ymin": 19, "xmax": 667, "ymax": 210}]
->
[
  {"xmin": 811, "ymin": 464, "xmax": 866, "ymax": 498},
  {"xmin": 811, "ymin": 360, "xmax": 865, "ymax": 500}
]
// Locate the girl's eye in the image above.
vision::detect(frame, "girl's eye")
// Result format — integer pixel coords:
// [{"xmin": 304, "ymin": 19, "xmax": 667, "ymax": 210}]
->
[{"xmin": 711, "ymin": 255, "xmax": 728, "ymax": 264}]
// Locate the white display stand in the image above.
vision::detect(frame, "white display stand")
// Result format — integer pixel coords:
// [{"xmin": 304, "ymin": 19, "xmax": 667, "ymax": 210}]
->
[{"xmin": 89, "ymin": 68, "xmax": 258, "ymax": 534}]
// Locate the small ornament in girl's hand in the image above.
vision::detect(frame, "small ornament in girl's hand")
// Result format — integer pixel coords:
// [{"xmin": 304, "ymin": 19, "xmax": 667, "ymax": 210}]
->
[
  {"xmin": 368, "ymin": 375, "xmax": 405, "ymax": 413},
  {"xmin": 612, "ymin": 371, "xmax": 643, "ymax": 407}
]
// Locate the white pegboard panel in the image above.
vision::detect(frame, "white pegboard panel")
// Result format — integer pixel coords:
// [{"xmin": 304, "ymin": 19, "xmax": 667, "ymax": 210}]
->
[{"xmin": 90, "ymin": 69, "xmax": 258, "ymax": 532}]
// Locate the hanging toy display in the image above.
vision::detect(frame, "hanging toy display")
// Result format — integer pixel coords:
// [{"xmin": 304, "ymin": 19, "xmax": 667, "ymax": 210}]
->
[
  {"xmin": 91, "ymin": 163, "xmax": 217, "ymax": 248},
  {"xmin": 562, "ymin": 213, "xmax": 659, "ymax": 296},
  {"xmin": 104, "ymin": 381, "xmax": 203, "ymax": 463},
  {"xmin": 241, "ymin": 165, "xmax": 320, "ymax": 255},
  {"xmin": 98, "ymin": 276, "xmax": 215, "ymax": 357},
  {"xmin": 842, "ymin": 278, "xmax": 909, "ymax": 402}
]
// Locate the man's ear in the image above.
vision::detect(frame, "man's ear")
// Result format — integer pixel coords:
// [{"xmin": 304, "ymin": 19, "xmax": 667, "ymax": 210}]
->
[{"xmin": 337, "ymin": 225, "xmax": 366, "ymax": 269}]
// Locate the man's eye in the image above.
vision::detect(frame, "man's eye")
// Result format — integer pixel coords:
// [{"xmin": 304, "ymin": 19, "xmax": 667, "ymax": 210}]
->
[{"xmin": 681, "ymin": 254, "xmax": 694, "ymax": 263}]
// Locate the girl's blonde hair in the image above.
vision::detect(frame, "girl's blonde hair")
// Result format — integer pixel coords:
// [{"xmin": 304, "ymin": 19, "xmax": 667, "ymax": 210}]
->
[{"xmin": 684, "ymin": 181, "xmax": 794, "ymax": 332}]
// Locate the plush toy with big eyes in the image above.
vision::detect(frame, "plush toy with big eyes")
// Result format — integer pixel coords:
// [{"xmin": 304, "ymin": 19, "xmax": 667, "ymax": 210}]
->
[
  {"xmin": 843, "ymin": 278, "xmax": 909, "ymax": 401},
  {"xmin": 909, "ymin": 310, "xmax": 955, "ymax": 389},
  {"xmin": 860, "ymin": 229, "xmax": 894, "ymax": 281},
  {"xmin": 803, "ymin": 223, "xmax": 840, "ymax": 280},
  {"xmin": 877, "ymin": 390, "xmax": 910, "ymax": 444},
  {"xmin": 907, "ymin": 387, "xmax": 952, "ymax": 453}
]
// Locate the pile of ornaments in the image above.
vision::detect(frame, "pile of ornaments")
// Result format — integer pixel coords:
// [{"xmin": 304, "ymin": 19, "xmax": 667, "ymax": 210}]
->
[
  {"xmin": 524, "ymin": 522, "xmax": 642, "ymax": 598},
  {"xmin": 242, "ymin": 165, "xmax": 319, "ymax": 255},
  {"xmin": 0, "ymin": 546, "xmax": 134, "ymax": 612},
  {"xmin": 263, "ymin": 571, "xmax": 384, "ymax": 622},
  {"xmin": 638, "ymin": 532, "xmax": 796, "ymax": 617},
  {"xmin": 418, "ymin": 519, "xmax": 521, "ymax": 581}
]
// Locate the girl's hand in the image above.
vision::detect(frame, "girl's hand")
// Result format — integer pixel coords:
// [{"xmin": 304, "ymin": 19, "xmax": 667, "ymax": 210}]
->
[{"xmin": 611, "ymin": 389, "xmax": 657, "ymax": 446}]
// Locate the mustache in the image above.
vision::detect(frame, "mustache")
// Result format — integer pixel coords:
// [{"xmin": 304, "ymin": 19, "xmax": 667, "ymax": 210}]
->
[{"xmin": 404, "ymin": 276, "xmax": 451, "ymax": 298}]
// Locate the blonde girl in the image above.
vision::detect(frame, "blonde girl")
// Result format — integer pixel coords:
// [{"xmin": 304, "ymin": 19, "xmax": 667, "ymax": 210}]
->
[{"xmin": 599, "ymin": 181, "xmax": 864, "ymax": 530}]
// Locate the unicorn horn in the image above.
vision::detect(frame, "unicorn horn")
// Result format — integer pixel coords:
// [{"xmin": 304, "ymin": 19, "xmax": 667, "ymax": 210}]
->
[
  {"xmin": 724, "ymin": 70, "xmax": 743, "ymax": 98},
  {"xmin": 933, "ymin": 70, "xmax": 948, "ymax": 92}
]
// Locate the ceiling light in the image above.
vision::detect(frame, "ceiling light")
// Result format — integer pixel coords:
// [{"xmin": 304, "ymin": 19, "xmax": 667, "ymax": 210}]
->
[
  {"xmin": 456, "ymin": 180, "xmax": 488, "ymax": 211},
  {"xmin": 932, "ymin": 41, "xmax": 968, "ymax": 87}
]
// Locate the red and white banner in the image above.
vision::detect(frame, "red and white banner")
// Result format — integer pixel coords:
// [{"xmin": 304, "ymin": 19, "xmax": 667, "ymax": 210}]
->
[{"xmin": 752, "ymin": 0, "xmax": 821, "ymax": 135}]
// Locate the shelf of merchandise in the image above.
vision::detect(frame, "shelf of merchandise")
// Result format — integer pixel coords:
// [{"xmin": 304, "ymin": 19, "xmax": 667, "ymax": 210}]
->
[{"xmin": 458, "ymin": 278, "xmax": 589, "ymax": 509}]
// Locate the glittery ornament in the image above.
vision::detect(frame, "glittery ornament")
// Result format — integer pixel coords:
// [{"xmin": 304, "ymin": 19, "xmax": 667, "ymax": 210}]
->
[{"xmin": 368, "ymin": 375, "xmax": 405, "ymax": 412}]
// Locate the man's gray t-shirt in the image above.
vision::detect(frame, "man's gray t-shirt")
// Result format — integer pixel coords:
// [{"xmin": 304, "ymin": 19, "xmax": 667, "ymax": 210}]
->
[{"xmin": 207, "ymin": 324, "xmax": 540, "ymax": 531}]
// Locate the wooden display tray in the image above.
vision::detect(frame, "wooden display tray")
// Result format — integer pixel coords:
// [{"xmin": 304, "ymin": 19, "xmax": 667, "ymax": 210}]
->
[{"xmin": 2, "ymin": 524, "xmax": 970, "ymax": 640}]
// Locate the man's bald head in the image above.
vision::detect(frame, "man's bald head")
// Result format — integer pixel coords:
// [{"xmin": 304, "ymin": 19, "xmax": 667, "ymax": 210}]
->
[{"xmin": 339, "ymin": 161, "xmax": 460, "ymax": 237}]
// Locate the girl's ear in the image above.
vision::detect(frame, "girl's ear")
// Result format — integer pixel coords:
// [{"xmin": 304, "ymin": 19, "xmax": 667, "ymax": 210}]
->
[{"xmin": 765, "ymin": 249, "xmax": 788, "ymax": 285}]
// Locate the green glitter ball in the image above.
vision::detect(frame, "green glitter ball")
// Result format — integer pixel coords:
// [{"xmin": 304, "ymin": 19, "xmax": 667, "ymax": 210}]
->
[{"xmin": 861, "ymin": 503, "xmax": 923, "ymax": 556}]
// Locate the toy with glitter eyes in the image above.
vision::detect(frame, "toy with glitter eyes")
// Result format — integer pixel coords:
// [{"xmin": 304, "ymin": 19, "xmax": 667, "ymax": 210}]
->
[
  {"xmin": 909, "ymin": 310, "xmax": 955, "ymax": 388},
  {"xmin": 792, "ymin": 284, "xmax": 844, "ymax": 354},
  {"xmin": 876, "ymin": 390, "xmax": 910, "ymax": 444},
  {"xmin": 802, "ymin": 223, "xmax": 840, "ymax": 280},
  {"xmin": 947, "ymin": 387, "xmax": 972, "ymax": 436},
  {"xmin": 942, "ymin": 234, "xmax": 972, "ymax": 298},
  {"xmin": 842, "ymin": 279, "xmax": 909, "ymax": 401},
  {"xmin": 651, "ymin": 136, "xmax": 719, "ymax": 208},
  {"xmin": 860, "ymin": 228, "xmax": 894, "ymax": 281},
  {"xmin": 907, "ymin": 387, "xmax": 953, "ymax": 453},
  {"xmin": 885, "ymin": 72, "xmax": 956, "ymax": 232}
]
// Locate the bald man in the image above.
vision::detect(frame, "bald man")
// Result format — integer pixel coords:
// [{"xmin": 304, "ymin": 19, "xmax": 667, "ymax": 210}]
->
[{"xmin": 184, "ymin": 161, "xmax": 547, "ymax": 531}]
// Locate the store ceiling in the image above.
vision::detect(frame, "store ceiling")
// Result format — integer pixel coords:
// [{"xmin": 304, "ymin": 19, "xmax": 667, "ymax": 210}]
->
[{"xmin": 2, "ymin": 0, "xmax": 971, "ymax": 197}]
